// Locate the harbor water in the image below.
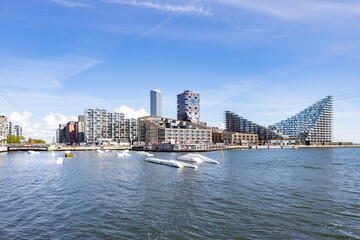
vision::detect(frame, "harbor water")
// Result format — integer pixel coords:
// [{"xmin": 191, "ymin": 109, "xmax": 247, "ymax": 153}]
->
[{"xmin": 0, "ymin": 148, "xmax": 359, "ymax": 239}]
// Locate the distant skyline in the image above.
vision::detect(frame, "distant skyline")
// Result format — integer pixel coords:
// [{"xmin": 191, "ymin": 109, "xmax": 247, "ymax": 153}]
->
[{"xmin": 1, "ymin": 0, "xmax": 360, "ymax": 143}]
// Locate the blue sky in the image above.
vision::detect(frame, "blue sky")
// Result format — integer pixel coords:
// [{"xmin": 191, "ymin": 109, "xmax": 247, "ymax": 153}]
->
[{"xmin": 1, "ymin": 0, "xmax": 360, "ymax": 142}]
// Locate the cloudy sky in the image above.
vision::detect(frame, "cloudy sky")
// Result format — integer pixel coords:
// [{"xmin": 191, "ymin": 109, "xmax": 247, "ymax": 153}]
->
[{"xmin": 1, "ymin": 0, "xmax": 360, "ymax": 142}]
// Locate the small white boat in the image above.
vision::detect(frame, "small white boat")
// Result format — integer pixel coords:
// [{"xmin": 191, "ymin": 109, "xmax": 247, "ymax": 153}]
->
[
  {"xmin": 170, "ymin": 160, "xmax": 197, "ymax": 169},
  {"xmin": 137, "ymin": 151, "xmax": 154, "ymax": 157},
  {"xmin": 28, "ymin": 150, "xmax": 40, "ymax": 154},
  {"xmin": 96, "ymin": 150, "xmax": 104, "ymax": 154},
  {"xmin": 117, "ymin": 151, "xmax": 131, "ymax": 157},
  {"xmin": 177, "ymin": 155, "xmax": 204, "ymax": 164},
  {"xmin": 177, "ymin": 153, "xmax": 219, "ymax": 164},
  {"xmin": 123, "ymin": 149, "xmax": 130, "ymax": 153},
  {"xmin": 56, "ymin": 158, "xmax": 63, "ymax": 165},
  {"xmin": 145, "ymin": 157, "xmax": 184, "ymax": 168},
  {"xmin": 104, "ymin": 150, "xmax": 110, "ymax": 153}
]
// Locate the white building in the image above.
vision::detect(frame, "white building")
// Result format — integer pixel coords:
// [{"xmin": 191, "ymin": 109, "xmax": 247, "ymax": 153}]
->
[
  {"xmin": 7, "ymin": 122, "xmax": 23, "ymax": 137},
  {"xmin": 150, "ymin": 89, "xmax": 162, "ymax": 117},
  {"xmin": 84, "ymin": 109, "xmax": 137, "ymax": 144},
  {"xmin": 0, "ymin": 115, "xmax": 7, "ymax": 139}
]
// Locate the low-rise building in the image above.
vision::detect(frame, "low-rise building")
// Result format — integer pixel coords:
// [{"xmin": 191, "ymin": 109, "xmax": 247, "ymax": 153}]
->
[
  {"xmin": 138, "ymin": 116, "xmax": 212, "ymax": 144},
  {"xmin": 212, "ymin": 131, "xmax": 258, "ymax": 145}
]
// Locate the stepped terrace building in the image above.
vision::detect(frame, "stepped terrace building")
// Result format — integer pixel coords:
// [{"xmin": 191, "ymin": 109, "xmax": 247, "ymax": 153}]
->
[
  {"xmin": 138, "ymin": 116, "xmax": 211, "ymax": 144},
  {"xmin": 225, "ymin": 96, "xmax": 334, "ymax": 145},
  {"xmin": 271, "ymin": 96, "xmax": 333, "ymax": 144},
  {"xmin": 224, "ymin": 112, "xmax": 284, "ymax": 144}
]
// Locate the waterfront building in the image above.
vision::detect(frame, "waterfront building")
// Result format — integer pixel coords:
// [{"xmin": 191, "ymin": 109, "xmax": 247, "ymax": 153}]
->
[
  {"xmin": 212, "ymin": 131, "xmax": 258, "ymax": 145},
  {"xmin": 177, "ymin": 90, "xmax": 200, "ymax": 123},
  {"xmin": 224, "ymin": 111, "xmax": 284, "ymax": 144},
  {"xmin": 150, "ymin": 89, "xmax": 162, "ymax": 117},
  {"xmin": 78, "ymin": 115, "xmax": 85, "ymax": 123},
  {"xmin": 76, "ymin": 121, "xmax": 85, "ymax": 143},
  {"xmin": 0, "ymin": 115, "xmax": 8, "ymax": 139},
  {"xmin": 8, "ymin": 121, "xmax": 13, "ymax": 135},
  {"xmin": 84, "ymin": 109, "xmax": 137, "ymax": 144},
  {"xmin": 138, "ymin": 116, "xmax": 211, "ymax": 144},
  {"xmin": 271, "ymin": 96, "xmax": 333, "ymax": 144},
  {"xmin": 225, "ymin": 96, "xmax": 334, "ymax": 145},
  {"xmin": 14, "ymin": 125, "xmax": 22, "ymax": 137},
  {"xmin": 57, "ymin": 124, "xmax": 66, "ymax": 143},
  {"xmin": 65, "ymin": 121, "xmax": 77, "ymax": 144},
  {"xmin": 7, "ymin": 122, "xmax": 23, "ymax": 137}
]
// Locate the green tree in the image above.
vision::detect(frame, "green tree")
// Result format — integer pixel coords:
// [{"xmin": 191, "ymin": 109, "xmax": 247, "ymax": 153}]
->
[
  {"xmin": 6, "ymin": 134, "xmax": 25, "ymax": 144},
  {"xmin": 28, "ymin": 138, "xmax": 46, "ymax": 144}
]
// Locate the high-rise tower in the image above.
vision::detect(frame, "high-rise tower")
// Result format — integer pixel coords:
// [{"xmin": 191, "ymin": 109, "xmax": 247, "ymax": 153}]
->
[
  {"xmin": 150, "ymin": 89, "xmax": 162, "ymax": 117},
  {"xmin": 177, "ymin": 90, "xmax": 200, "ymax": 123}
]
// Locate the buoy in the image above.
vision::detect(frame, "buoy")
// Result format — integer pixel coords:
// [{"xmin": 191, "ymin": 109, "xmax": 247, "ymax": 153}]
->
[
  {"xmin": 65, "ymin": 153, "xmax": 76, "ymax": 158},
  {"xmin": 221, "ymin": 148, "xmax": 224, "ymax": 159}
]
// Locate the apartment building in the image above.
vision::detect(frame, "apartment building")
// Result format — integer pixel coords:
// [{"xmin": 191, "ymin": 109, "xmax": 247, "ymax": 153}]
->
[
  {"xmin": 212, "ymin": 131, "xmax": 258, "ymax": 145},
  {"xmin": 138, "ymin": 116, "xmax": 211, "ymax": 144},
  {"xmin": 85, "ymin": 109, "xmax": 137, "ymax": 144},
  {"xmin": 0, "ymin": 115, "xmax": 7, "ymax": 139}
]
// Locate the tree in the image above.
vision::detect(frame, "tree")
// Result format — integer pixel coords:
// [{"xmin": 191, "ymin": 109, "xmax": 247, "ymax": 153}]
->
[
  {"xmin": 28, "ymin": 138, "xmax": 46, "ymax": 144},
  {"xmin": 6, "ymin": 134, "xmax": 26, "ymax": 144}
]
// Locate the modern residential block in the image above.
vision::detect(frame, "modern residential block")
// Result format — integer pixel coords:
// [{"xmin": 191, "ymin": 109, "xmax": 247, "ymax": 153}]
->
[
  {"xmin": 177, "ymin": 90, "xmax": 200, "ymax": 123},
  {"xmin": 212, "ymin": 131, "xmax": 258, "ymax": 145},
  {"xmin": 225, "ymin": 96, "xmax": 334, "ymax": 145},
  {"xmin": 84, "ymin": 109, "xmax": 137, "ymax": 144},
  {"xmin": 224, "ymin": 111, "xmax": 284, "ymax": 144},
  {"xmin": 271, "ymin": 96, "xmax": 333, "ymax": 144},
  {"xmin": 150, "ymin": 89, "xmax": 162, "ymax": 117},
  {"xmin": 138, "ymin": 116, "xmax": 211, "ymax": 144},
  {"xmin": 0, "ymin": 115, "xmax": 7, "ymax": 139}
]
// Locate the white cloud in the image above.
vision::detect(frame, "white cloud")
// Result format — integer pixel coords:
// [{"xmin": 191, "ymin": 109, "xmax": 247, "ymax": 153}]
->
[
  {"xmin": 104, "ymin": 0, "xmax": 210, "ymax": 15},
  {"xmin": 114, "ymin": 105, "xmax": 149, "ymax": 119},
  {"xmin": 0, "ymin": 56, "xmax": 100, "ymax": 90},
  {"xmin": 49, "ymin": 0, "xmax": 90, "ymax": 8},
  {"xmin": 8, "ymin": 112, "xmax": 76, "ymax": 142}
]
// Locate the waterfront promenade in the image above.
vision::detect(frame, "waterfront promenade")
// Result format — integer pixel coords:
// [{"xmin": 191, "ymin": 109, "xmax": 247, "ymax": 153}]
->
[{"xmin": 1, "ymin": 144, "xmax": 358, "ymax": 153}]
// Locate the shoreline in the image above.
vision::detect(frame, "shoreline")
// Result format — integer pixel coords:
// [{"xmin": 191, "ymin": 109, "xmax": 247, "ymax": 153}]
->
[{"xmin": 1, "ymin": 144, "xmax": 359, "ymax": 153}]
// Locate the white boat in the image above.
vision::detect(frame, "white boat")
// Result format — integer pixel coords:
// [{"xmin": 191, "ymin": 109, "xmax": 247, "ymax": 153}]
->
[
  {"xmin": 28, "ymin": 150, "xmax": 40, "ymax": 154},
  {"xmin": 170, "ymin": 160, "xmax": 197, "ymax": 169},
  {"xmin": 176, "ymin": 155, "xmax": 204, "ymax": 164},
  {"xmin": 123, "ymin": 149, "xmax": 130, "ymax": 153},
  {"xmin": 145, "ymin": 157, "xmax": 184, "ymax": 168},
  {"xmin": 177, "ymin": 153, "xmax": 219, "ymax": 164},
  {"xmin": 56, "ymin": 158, "xmax": 63, "ymax": 165},
  {"xmin": 137, "ymin": 151, "xmax": 154, "ymax": 157},
  {"xmin": 117, "ymin": 151, "xmax": 131, "ymax": 157},
  {"xmin": 104, "ymin": 150, "xmax": 110, "ymax": 153},
  {"xmin": 96, "ymin": 150, "xmax": 104, "ymax": 154}
]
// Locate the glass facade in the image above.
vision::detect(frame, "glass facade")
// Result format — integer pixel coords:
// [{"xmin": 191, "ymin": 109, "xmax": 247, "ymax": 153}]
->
[
  {"xmin": 272, "ymin": 96, "xmax": 333, "ymax": 144},
  {"xmin": 225, "ymin": 96, "xmax": 334, "ymax": 144}
]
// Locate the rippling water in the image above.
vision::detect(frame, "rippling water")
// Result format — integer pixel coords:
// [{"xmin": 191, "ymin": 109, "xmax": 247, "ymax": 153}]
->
[{"xmin": 0, "ymin": 148, "xmax": 359, "ymax": 239}]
